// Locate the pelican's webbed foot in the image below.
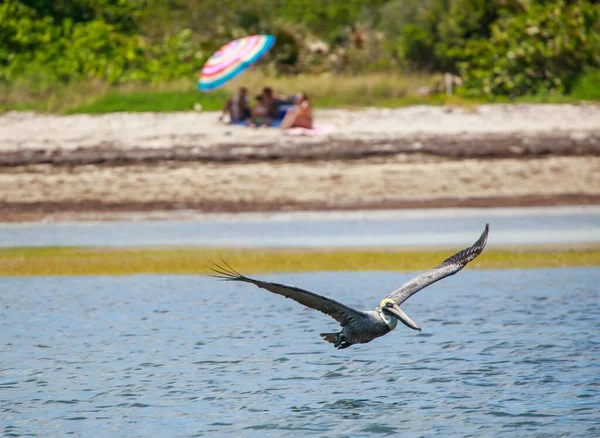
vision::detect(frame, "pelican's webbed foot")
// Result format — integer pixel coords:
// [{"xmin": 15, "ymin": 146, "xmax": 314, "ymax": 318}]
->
[{"xmin": 334, "ymin": 333, "xmax": 352, "ymax": 349}]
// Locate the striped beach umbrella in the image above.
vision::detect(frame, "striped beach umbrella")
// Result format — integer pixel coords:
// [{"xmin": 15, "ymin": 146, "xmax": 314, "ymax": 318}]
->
[{"xmin": 198, "ymin": 35, "xmax": 276, "ymax": 91}]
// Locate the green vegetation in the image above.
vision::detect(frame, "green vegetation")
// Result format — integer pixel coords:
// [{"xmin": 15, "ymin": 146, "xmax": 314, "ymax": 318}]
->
[
  {"xmin": 1, "ymin": 72, "xmax": 595, "ymax": 114},
  {"xmin": 1, "ymin": 0, "xmax": 599, "ymax": 113},
  {"xmin": 459, "ymin": 1, "xmax": 600, "ymax": 97},
  {"xmin": 66, "ymin": 72, "xmax": 470, "ymax": 114},
  {"xmin": 2, "ymin": 70, "xmax": 477, "ymax": 114},
  {"xmin": 569, "ymin": 68, "xmax": 600, "ymax": 100},
  {"xmin": 67, "ymin": 88, "xmax": 228, "ymax": 114},
  {"xmin": 0, "ymin": 246, "xmax": 598, "ymax": 277}
]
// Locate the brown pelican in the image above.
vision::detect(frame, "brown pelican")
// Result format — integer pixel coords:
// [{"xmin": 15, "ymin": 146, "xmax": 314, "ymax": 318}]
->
[{"xmin": 209, "ymin": 224, "xmax": 489, "ymax": 349}]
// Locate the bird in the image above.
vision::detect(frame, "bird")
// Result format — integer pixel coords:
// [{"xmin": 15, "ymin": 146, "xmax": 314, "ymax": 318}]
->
[{"xmin": 209, "ymin": 224, "xmax": 489, "ymax": 349}]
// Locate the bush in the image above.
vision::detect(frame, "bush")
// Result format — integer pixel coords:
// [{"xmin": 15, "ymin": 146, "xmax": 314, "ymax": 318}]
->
[
  {"xmin": 2, "ymin": 0, "xmax": 600, "ymax": 100},
  {"xmin": 382, "ymin": 0, "xmax": 502, "ymax": 72},
  {"xmin": 458, "ymin": 1, "xmax": 600, "ymax": 96},
  {"xmin": 570, "ymin": 68, "xmax": 600, "ymax": 100},
  {"xmin": 0, "ymin": 1, "xmax": 207, "ymax": 85}
]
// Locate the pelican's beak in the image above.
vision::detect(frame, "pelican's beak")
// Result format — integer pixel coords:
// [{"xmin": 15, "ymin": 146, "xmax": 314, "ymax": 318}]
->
[{"xmin": 388, "ymin": 304, "xmax": 421, "ymax": 331}]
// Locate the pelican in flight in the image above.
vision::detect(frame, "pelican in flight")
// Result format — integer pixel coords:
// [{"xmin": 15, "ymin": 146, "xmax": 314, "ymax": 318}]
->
[{"xmin": 209, "ymin": 224, "xmax": 489, "ymax": 349}]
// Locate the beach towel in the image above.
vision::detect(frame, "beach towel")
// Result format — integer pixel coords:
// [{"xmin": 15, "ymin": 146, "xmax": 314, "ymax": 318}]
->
[
  {"xmin": 285, "ymin": 124, "xmax": 336, "ymax": 136},
  {"xmin": 231, "ymin": 120, "xmax": 282, "ymax": 128}
]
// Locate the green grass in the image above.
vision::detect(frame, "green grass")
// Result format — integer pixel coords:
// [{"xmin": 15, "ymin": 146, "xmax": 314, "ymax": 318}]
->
[
  {"xmin": 0, "ymin": 246, "xmax": 598, "ymax": 277},
  {"xmin": 570, "ymin": 69, "xmax": 600, "ymax": 101},
  {"xmin": 63, "ymin": 71, "xmax": 447, "ymax": 113},
  {"xmin": 1, "ymin": 70, "xmax": 599, "ymax": 115},
  {"xmin": 66, "ymin": 89, "xmax": 228, "ymax": 114},
  {"xmin": 66, "ymin": 88, "xmax": 479, "ymax": 113},
  {"xmin": 0, "ymin": 72, "xmax": 469, "ymax": 114}
]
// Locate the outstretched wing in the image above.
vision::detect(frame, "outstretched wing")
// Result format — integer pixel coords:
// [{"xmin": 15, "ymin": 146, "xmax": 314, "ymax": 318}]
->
[
  {"xmin": 388, "ymin": 224, "xmax": 489, "ymax": 306},
  {"xmin": 208, "ymin": 261, "xmax": 366, "ymax": 327}
]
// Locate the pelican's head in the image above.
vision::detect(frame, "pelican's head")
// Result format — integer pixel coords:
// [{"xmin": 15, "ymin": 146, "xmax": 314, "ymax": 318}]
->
[{"xmin": 379, "ymin": 298, "xmax": 421, "ymax": 332}]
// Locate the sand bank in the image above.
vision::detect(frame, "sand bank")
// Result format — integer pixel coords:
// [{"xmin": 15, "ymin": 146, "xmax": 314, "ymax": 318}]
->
[
  {"xmin": 1, "ymin": 155, "xmax": 598, "ymax": 221},
  {"xmin": 0, "ymin": 104, "xmax": 598, "ymax": 221}
]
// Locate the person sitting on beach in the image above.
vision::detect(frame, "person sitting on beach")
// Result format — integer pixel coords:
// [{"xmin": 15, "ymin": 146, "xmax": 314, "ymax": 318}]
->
[
  {"xmin": 219, "ymin": 86, "xmax": 250, "ymax": 123},
  {"xmin": 262, "ymin": 87, "xmax": 280, "ymax": 120},
  {"xmin": 248, "ymin": 95, "xmax": 272, "ymax": 128},
  {"xmin": 280, "ymin": 92, "xmax": 313, "ymax": 129}
]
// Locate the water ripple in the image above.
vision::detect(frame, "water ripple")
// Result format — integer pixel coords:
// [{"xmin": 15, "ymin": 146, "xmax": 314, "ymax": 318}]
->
[{"xmin": 1, "ymin": 268, "xmax": 599, "ymax": 436}]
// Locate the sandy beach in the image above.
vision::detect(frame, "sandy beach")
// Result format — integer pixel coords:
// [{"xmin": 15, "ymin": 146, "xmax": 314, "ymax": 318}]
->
[{"xmin": 1, "ymin": 104, "xmax": 599, "ymax": 221}]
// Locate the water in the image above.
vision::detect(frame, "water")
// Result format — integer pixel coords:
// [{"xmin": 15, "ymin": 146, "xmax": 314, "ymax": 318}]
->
[
  {"xmin": 1, "ymin": 268, "xmax": 598, "ymax": 436},
  {"xmin": 1, "ymin": 206, "xmax": 599, "ymax": 248}
]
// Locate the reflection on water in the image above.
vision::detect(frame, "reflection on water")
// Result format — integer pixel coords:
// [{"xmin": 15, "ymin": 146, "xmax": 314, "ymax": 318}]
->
[
  {"xmin": 1, "ymin": 206, "xmax": 599, "ymax": 248},
  {"xmin": 1, "ymin": 268, "xmax": 599, "ymax": 436}
]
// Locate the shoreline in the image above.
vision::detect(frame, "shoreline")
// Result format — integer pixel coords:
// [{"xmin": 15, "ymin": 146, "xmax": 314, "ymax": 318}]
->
[
  {"xmin": 1, "ymin": 193, "xmax": 600, "ymax": 223},
  {"xmin": 1, "ymin": 203, "xmax": 598, "ymax": 225},
  {"xmin": 1, "ymin": 154, "xmax": 597, "ymax": 222}
]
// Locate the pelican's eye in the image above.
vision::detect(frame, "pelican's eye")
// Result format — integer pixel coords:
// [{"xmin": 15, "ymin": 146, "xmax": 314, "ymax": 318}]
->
[{"xmin": 386, "ymin": 302, "xmax": 394, "ymax": 308}]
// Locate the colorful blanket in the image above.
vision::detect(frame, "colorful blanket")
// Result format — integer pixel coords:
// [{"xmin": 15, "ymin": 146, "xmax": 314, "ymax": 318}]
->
[{"xmin": 285, "ymin": 124, "xmax": 336, "ymax": 136}]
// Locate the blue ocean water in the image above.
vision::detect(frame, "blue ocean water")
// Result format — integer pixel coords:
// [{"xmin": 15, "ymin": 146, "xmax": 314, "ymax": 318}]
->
[
  {"xmin": 1, "ymin": 268, "xmax": 599, "ymax": 437},
  {"xmin": 1, "ymin": 206, "xmax": 598, "ymax": 248}
]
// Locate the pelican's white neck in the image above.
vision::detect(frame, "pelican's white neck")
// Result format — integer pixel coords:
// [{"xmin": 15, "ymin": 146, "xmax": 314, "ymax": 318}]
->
[{"xmin": 380, "ymin": 310, "xmax": 398, "ymax": 330}]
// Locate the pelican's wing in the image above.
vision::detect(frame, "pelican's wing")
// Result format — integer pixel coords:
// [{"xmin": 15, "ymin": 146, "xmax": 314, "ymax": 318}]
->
[
  {"xmin": 208, "ymin": 262, "xmax": 366, "ymax": 327},
  {"xmin": 388, "ymin": 224, "xmax": 489, "ymax": 305}
]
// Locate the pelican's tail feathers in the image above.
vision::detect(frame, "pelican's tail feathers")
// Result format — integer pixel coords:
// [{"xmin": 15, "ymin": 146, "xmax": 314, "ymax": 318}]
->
[{"xmin": 320, "ymin": 332, "xmax": 338, "ymax": 344}]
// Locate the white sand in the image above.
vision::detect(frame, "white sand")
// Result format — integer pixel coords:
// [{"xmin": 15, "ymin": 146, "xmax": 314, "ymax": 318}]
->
[
  {"xmin": 1, "ymin": 104, "xmax": 599, "ymax": 152},
  {"xmin": 1, "ymin": 156, "xmax": 598, "ymax": 206}
]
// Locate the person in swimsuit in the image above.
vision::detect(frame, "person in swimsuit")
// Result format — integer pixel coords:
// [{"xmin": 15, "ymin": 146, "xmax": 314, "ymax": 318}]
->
[
  {"xmin": 248, "ymin": 95, "xmax": 271, "ymax": 127},
  {"xmin": 280, "ymin": 92, "xmax": 313, "ymax": 130},
  {"xmin": 262, "ymin": 87, "xmax": 280, "ymax": 120},
  {"xmin": 219, "ymin": 86, "xmax": 250, "ymax": 123}
]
